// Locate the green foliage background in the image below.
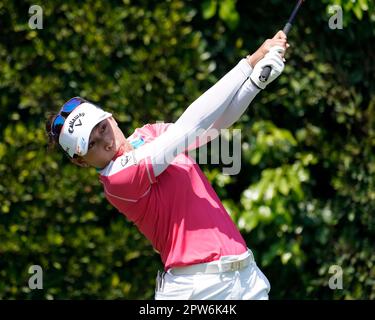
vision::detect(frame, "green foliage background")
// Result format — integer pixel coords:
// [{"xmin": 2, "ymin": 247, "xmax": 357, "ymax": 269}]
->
[{"xmin": 0, "ymin": 0, "xmax": 374, "ymax": 299}]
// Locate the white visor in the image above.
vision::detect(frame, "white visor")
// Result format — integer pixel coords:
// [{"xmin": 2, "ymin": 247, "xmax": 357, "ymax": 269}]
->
[{"xmin": 58, "ymin": 102, "xmax": 112, "ymax": 158}]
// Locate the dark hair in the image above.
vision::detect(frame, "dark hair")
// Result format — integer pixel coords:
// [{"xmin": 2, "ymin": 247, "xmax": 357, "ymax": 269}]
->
[{"xmin": 45, "ymin": 112, "xmax": 59, "ymax": 152}]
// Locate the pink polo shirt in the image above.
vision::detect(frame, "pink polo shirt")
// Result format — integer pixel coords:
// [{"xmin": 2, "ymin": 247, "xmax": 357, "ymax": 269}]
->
[{"xmin": 99, "ymin": 122, "xmax": 247, "ymax": 270}]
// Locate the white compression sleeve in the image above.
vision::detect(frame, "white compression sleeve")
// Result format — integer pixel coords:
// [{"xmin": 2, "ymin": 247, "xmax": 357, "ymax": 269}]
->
[
  {"xmin": 186, "ymin": 78, "xmax": 261, "ymax": 150},
  {"xmin": 134, "ymin": 59, "xmax": 252, "ymax": 177},
  {"xmin": 210, "ymin": 78, "xmax": 260, "ymax": 130}
]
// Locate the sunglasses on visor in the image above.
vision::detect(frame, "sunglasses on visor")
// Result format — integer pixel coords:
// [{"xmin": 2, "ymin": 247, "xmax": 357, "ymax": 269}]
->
[{"xmin": 50, "ymin": 97, "xmax": 87, "ymax": 138}]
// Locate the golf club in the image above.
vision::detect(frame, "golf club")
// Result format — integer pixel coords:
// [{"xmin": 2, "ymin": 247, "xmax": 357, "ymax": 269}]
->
[{"xmin": 259, "ymin": 0, "xmax": 305, "ymax": 83}]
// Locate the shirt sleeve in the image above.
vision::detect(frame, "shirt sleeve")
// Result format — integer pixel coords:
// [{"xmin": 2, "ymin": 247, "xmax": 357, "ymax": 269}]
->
[
  {"xmin": 145, "ymin": 122, "xmax": 173, "ymax": 137},
  {"xmin": 100, "ymin": 152, "xmax": 156, "ymax": 202}
]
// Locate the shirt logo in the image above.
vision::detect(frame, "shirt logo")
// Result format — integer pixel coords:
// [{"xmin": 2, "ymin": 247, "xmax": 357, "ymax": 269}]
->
[
  {"xmin": 68, "ymin": 112, "xmax": 85, "ymax": 134},
  {"xmin": 121, "ymin": 155, "xmax": 130, "ymax": 167}
]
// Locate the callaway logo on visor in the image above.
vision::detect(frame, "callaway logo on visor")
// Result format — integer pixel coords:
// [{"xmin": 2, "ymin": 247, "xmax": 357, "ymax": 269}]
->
[
  {"xmin": 68, "ymin": 112, "xmax": 85, "ymax": 134},
  {"xmin": 58, "ymin": 102, "xmax": 112, "ymax": 158}
]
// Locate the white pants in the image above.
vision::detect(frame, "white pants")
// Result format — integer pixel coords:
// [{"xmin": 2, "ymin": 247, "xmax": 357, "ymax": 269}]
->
[{"xmin": 155, "ymin": 250, "xmax": 271, "ymax": 300}]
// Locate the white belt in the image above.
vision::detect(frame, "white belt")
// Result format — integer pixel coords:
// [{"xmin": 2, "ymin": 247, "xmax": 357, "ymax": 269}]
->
[{"xmin": 169, "ymin": 250, "xmax": 254, "ymax": 276}]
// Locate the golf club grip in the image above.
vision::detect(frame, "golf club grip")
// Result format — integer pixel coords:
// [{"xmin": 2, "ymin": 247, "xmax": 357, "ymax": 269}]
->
[
  {"xmin": 259, "ymin": 22, "xmax": 293, "ymax": 83},
  {"xmin": 283, "ymin": 22, "xmax": 293, "ymax": 35},
  {"xmin": 259, "ymin": 66, "xmax": 272, "ymax": 83}
]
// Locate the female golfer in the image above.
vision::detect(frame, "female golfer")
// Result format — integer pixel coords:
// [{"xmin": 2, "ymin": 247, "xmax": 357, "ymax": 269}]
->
[{"xmin": 46, "ymin": 31, "xmax": 288, "ymax": 300}]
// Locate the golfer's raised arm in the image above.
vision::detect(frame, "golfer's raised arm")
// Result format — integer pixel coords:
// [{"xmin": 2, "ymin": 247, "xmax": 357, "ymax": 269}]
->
[
  {"xmin": 134, "ymin": 59, "xmax": 252, "ymax": 176},
  {"xmin": 185, "ymin": 33, "xmax": 288, "ymax": 151},
  {"xmin": 186, "ymin": 77, "xmax": 261, "ymax": 151}
]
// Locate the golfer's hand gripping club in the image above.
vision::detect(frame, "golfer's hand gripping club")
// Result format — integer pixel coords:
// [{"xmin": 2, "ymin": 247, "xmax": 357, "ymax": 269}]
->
[
  {"xmin": 259, "ymin": 25, "xmax": 290, "ymax": 83},
  {"xmin": 250, "ymin": 46, "xmax": 285, "ymax": 90},
  {"xmin": 259, "ymin": 0, "xmax": 305, "ymax": 82}
]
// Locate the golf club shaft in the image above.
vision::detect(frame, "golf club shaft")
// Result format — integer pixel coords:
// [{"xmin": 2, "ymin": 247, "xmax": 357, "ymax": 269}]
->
[{"xmin": 259, "ymin": 0, "xmax": 304, "ymax": 83}]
